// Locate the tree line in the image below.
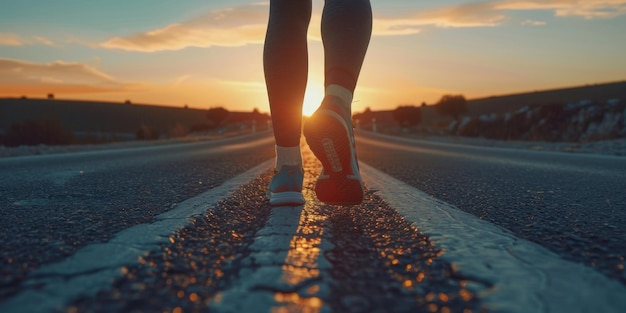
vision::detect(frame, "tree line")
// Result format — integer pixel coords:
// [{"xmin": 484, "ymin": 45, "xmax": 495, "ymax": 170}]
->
[
  {"xmin": 1, "ymin": 106, "xmax": 270, "ymax": 147},
  {"xmin": 354, "ymin": 94, "xmax": 468, "ymax": 127}
]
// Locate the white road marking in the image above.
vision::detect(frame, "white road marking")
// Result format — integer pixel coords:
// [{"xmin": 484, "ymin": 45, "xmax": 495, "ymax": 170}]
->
[
  {"xmin": 209, "ymin": 188, "xmax": 332, "ymax": 313},
  {"xmin": 360, "ymin": 162, "xmax": 626, "ymax": 313},
  {"xmin": 0, "ymin": 159, "xmax": 274, "ymax": 313}
]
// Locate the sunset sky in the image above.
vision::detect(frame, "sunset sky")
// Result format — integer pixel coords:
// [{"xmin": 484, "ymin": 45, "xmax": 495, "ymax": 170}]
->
[{"xmin": 1, "ymin": 0, "xmax": 625, "ymax": 115}]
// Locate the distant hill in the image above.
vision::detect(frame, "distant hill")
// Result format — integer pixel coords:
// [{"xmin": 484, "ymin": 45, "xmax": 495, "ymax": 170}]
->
[
  {"xmin": 466, "ymin": 81, "xmax": 626, "ymax": 116},
  {"xmin": 0, "ymin": 98, "xmax": 268, "ymax": 139},
  {"xmin": 2, "ymin": 80, "xmax": 624, "ymax": 142},
  {"xmin": 354, "ymin": 80, "xmax": 626, "ymax": 130}
]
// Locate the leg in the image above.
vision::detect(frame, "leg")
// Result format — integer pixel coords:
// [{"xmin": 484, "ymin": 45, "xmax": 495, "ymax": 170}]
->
[
  {"xmin": 264, "ymin": 0, "xmax": 312, "ymax": 147},
  {"xmin": 322, "ymin": 0, "xmax": 372, "ymax": 101},
  {"xmin": 264, "ymin": 0, "xmax": 311, "ymax": 206},
  {"xmin": 303, "ymin": 0, "xmax": 372, "ymax": 205}
]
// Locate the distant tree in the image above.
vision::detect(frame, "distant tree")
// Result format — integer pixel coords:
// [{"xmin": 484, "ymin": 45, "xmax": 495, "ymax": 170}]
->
[
  {"xmin": 184, "ymin": 104, "xmax": 189, "ymax": 109},
  {"xmin": 124, "ymin": 99, "xmax": 132, "ymax": 105},
  {"xmin": 435, "ymin": 94, "xmax": 468, "ymax": 120},
  {"xmin": 251, "ymin": 108, "xmax": 270, "ymax": 122},
  {"xmin": 47, "ymin": 93, "xmax": 54, "ymax": 100},
  {"xmin": 392, "ymin": 105, "xmax": 422, "ymax": 127},
  {"xmin": 21, "ymin": 95, "xmax": 28, "ymax": 100},
  {"xmin": 421, "ymin": 102, "xmax": 427, "ymax": 107},
  {"xmin": 206, "ymin": 107, "xmax": 230, "ymax": 127},
  {"xmin": 352, "ymin": 107, "xmax": 374, "ymax": 123}
]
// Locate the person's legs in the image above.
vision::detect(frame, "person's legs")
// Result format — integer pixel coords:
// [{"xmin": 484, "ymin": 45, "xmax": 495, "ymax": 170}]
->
[
  {"xmin": 304, "ymin": 0, "xmax": 372, "ymax": 205},
  {"xmin": 264, "ymin": 0, "xmax": 312, "ymax": 206}
]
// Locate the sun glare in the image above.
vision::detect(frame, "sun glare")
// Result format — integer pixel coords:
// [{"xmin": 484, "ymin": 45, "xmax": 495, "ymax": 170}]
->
[{"xmin": 302, "ymin": 84, "xmax": 324, "ymax": 117}]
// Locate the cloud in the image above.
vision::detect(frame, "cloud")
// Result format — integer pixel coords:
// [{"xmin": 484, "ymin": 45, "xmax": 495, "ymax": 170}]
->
[
  {"xmin": 97, "ymin": 0, "xmax": 626, "ymax": 52},
  {"xmin": 220, "ymin": 80, "xmax": 266, "ymax": 93},
  {"xmin": 0, "ymin": 33, "xmax": 25, "ymax": 46},
  {"xmin": 0, "ymin": 58, "xmax": 137, "ymax": 96},
  {"xmin": 172, "ymin": 74, "xmax": 192, "ymax": 86},
  {"xmin": 100, "ymin": 3, "xmax": 268, "ymax": 52},
  {"xmin": 414, "ymin": 2, "xmax": 507, "ymax": 28},
  {"xmin": 496, "ymin": 0, "xmax": 626, "ymax": 19},
  {"xmin": 521, "ymin": 19, "xmax": 547, "ymax": 26},
  {"xmin": 0, "ymin": 33, "xmax": 55, "ymax": 46},
  {"xmin": 373, "ymin": 0, "xmax": 626, "ymax": 35},
  {"xmin": 33, "ymin": 36, "xmax": 54, "ymax": 46},
  {"xmin": 371, "ymin": 3, "xmax": 505, "ymax": 36}
]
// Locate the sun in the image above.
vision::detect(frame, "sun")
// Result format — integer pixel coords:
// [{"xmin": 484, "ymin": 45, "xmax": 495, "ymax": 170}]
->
[{"xmin": 302, "ymin": 84, "xmax": 325, "ymax": 117}]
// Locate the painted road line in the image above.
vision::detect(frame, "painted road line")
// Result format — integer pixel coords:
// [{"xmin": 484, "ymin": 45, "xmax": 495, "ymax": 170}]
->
[
  {"xmin": 0, "ymin": 159, "xmax": 275, "ymax": 313},
  {"xmin": 360, "ymin": 162, "xmax": 626, "ymax": 313},
  {"xmin": 209, "ymin": 186, "xmax": 333, "ymax": 313}
]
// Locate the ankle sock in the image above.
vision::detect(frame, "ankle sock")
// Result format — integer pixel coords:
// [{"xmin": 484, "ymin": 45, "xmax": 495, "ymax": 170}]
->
[
  {"xmin": 325, "ymin": 84, "xmax": 353, "ymax": 116},
  {"xmin": 275, "ymin": 145, "xmax": 302, "ymax": 170}
]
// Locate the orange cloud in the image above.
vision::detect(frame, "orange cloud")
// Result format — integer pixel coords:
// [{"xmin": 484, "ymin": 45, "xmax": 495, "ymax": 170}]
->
[
  {"xmin": 495, "ymin": 0, "xmax": 626, "ymax": 19},
  {"xmin": 414, "ymin": 2, "xmax": 507, "ymax": 28},
  {"xmin": 97, "ymin": 0, "xmax": 626, "ymax": 52},
  {"xmin": 369, "ymin": 2, "xmax": 506, "ymax": 37},
  {"xmin": 521, "ymin": 19, "xmax": 547, "ymax": 26},
  {"xmin": 0, "ymin": 33, "xmax": 25, "ymax": 46},
  {"xmin": 100, "ymin": 3, "xmax": 268, "ymax": 52},
  {"xmin": 0, "ymin": 33, "xmax": 55, "ymax": 46},
  {"xmin": 373, "ymin": 0, "xmax": 625, "ymax": 35},
  {"xmin": 0, "ymin": 58, "xmax": 137, "ymax": 96}
]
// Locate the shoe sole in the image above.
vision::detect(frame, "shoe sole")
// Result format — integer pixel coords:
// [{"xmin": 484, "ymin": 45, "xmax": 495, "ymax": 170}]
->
[
  {"xmin": 304, "ymin": 109, "xmax": 364, "ymax": 205},
  {"xmin": 268, "ymin": 191, "xmax": 305, "ymax": 207}
]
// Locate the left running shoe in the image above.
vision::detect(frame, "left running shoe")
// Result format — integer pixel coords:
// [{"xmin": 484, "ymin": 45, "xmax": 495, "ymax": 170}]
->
[{"xmin": 267, "ymin": 165, "xmax": 305, "ymax": 206}]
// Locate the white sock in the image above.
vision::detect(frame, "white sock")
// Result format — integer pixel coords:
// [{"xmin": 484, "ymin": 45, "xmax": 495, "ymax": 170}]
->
[
  {"xmin": 325, "ymin": 84, "xmax": 353, "ymax": 116},
  {"xmin": 275, "ymin": 145, "xmax": 302, "ymax": 170}
]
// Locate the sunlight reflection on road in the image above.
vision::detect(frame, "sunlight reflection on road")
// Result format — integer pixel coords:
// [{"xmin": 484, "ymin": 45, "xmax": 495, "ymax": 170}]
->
[{"xmin": 272, "ymin": 184, "xmax": 326, "ymax": 313}]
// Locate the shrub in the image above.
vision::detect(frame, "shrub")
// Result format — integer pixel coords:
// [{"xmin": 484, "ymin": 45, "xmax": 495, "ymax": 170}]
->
[
  {"xmin": 3, "ymin": 119, "xmax": 74, "ymax": 147},
  {"xmin": 392, "ymin": 105, "xmax": 422, "ymax": 127},
  {"xmin": 435, "ymin": 94, "xmax": 468, "ymax": 120},
  {"xmin": 136, "ymin": 125, "xmax": 160, "ymax": 140},
  {"xmin": 168, "ymin": 123, "xmax": 188, "ymax": 138},
  {"xmin": 206, "ymin": 107, "xmax": 230, "ymax": 127}
]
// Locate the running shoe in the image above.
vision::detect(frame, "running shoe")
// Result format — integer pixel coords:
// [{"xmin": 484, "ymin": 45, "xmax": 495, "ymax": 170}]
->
[
  {"xmin": 303, "ymin": 96, "xmax": 364, "ymax": 205},
  {"xmin": 267, "ymin": 164, "xmax": 305, "ymax": 206}
]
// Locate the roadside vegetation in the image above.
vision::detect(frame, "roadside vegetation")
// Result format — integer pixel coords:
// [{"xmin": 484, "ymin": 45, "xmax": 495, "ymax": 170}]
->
[
  {"xmin": 354, "ymin": 96, "xmax": 625, "ymax": 143},
  {"xmin": 2, "ymin": 118, "xmax": 74, "ymax": 147},
  {"xmin": 0, "ymin": 98, "xmax": 270, "ymax": 147}
]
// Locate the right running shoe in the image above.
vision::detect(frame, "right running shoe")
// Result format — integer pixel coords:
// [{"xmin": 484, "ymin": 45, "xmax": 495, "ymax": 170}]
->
[{"xmin": 303, "ymin": 96, "xmax": 364, "ymax": 205}]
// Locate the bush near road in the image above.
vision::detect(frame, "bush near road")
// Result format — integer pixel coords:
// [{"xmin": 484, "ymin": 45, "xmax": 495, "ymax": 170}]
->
[
  {"xmin": 450, "ymin": 99, "xmax": 626, "ymax": 142},
  {"xmin": 2, "ymin": 118, "xmax": 74, "ymax": 147}
]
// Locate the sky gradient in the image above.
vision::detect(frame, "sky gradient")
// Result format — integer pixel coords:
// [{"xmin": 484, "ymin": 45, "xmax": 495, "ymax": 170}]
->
[{"xmin": 1, "ymin": 0, "xmax": 625, "ymax": 115}]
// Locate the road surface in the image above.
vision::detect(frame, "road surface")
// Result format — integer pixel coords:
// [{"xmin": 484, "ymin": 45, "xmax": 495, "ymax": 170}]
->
[{"xmin": 1, "ymin": 130, "xmax": 625, "ymax": 313}]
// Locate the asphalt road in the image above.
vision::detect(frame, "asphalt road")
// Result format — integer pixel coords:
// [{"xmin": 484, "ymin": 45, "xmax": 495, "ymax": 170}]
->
[
  {"xmin": 356, "ymin": 130, "xmax": 626, "ymax": 285},
  {"xmin": 1, "ymin": 130, "xmax": 625, "ymax": 312},
  {"xmin": 0, "ymin": 132, "xmax": 276, "ymax": 301}
]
